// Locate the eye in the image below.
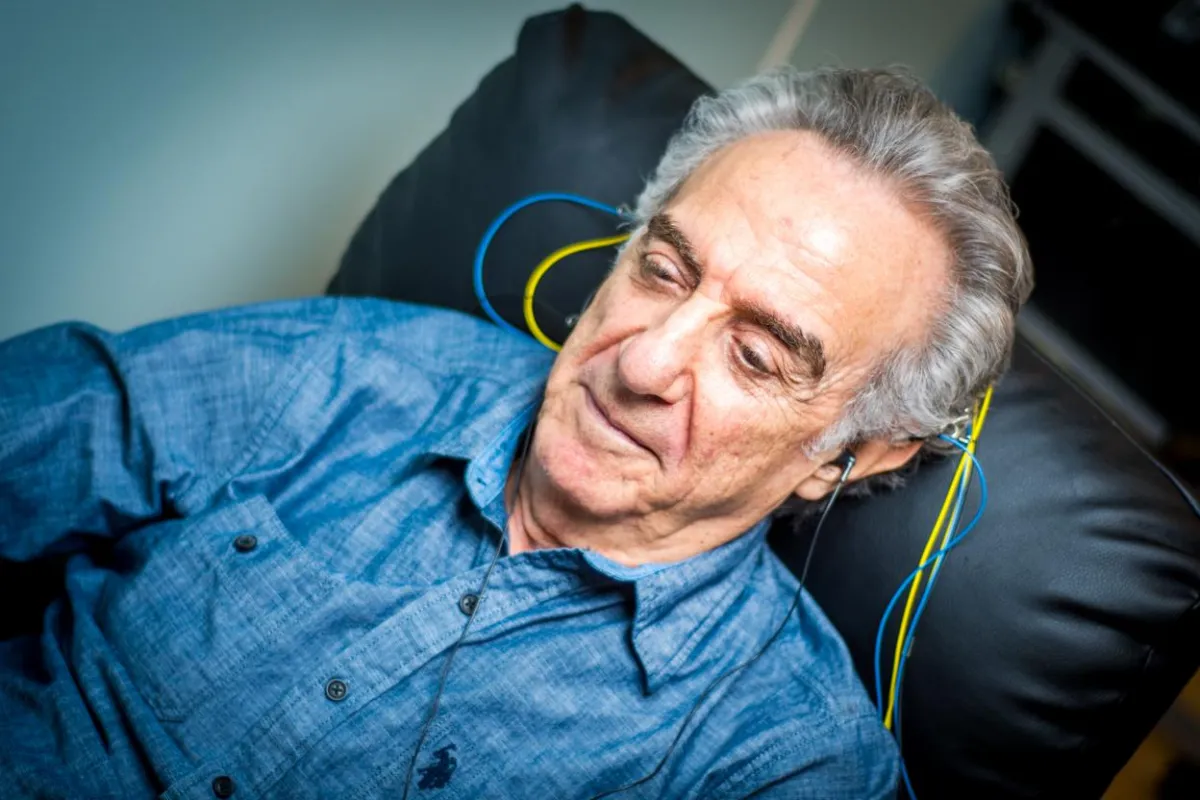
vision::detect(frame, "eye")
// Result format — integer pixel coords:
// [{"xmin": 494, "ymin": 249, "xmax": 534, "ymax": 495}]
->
[
  {"xmin": 638, "ymin": 252, "xmax": 681, "ymax": 287},
  {"xmin": 735, "ymin": 340, "xmax": 774, "ymax": 376}
]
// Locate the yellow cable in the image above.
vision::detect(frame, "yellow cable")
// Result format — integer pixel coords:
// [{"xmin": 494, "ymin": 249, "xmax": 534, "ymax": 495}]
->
[
  {"xmin": 524, "ymin": 234, "xmax": 630, "ymax": 351},
  {"xmin": 883, "ymin": 384, "xmax": 995, "ymax": 729},
  {"xmin": 926, "ymin": 386, "xmax": 994, "ymax": 580},
  {"xmin": 883, "ymin": 452, "xmax": 969, "ymax": 729},
  {"xmin": 932, "ymin": 390, "xmax": 993, "ymax": 556}
]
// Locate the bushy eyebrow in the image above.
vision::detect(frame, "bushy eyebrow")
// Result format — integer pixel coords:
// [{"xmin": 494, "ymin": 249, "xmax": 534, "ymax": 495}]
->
[
  {"xmin": 647, "ymin": 213, "xmax": 703, "ymax": 286},
  {"xmin": 644, "ymin": 212, "xmax": 827, "ymax": 381}
]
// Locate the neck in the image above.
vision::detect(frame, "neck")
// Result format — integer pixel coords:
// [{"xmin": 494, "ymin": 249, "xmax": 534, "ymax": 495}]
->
[{"xmin": 504, "ymin": 456, "xmax": 758, "ymax": 566}]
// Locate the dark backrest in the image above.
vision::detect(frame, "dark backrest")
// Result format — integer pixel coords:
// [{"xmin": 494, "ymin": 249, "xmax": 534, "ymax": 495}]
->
[
  {"xmin": 328, "ymin": 4, "xmax": 709, "ymax": 346},
  {"xmin": 326, "ymin": 7, "xmax": 1200, "ymax": 796},
  {"xmin": 773, "ymin": 340, "xmax": 1200, "ymax": 797}
]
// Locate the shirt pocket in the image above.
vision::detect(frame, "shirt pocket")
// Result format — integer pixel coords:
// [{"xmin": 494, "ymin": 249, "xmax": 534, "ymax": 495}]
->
[{"xmin": 96, "ymin": 495, "xmax": 336, "ymax": 721}]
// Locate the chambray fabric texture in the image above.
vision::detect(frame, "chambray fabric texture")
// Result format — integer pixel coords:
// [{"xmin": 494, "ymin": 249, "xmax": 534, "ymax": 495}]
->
[{"xmin": 0, "ymin": 298, "xmax": 897, "ymax": 799}]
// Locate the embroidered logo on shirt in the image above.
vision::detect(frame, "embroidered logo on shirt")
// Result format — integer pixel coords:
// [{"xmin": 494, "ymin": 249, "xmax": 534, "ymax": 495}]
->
[{"xmin": 417, "ymin": 743, "xmax": 458, "ymax": 790}]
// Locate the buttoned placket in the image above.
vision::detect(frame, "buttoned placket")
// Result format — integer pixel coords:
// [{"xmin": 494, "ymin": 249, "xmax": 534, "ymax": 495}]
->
[
  {"xmin": 162, "ymin": 405, "xmax": 548, "ymax": 798},
  {"xmin": 158, "ymin": 551, "xmax": 588, "ymax": 799}
]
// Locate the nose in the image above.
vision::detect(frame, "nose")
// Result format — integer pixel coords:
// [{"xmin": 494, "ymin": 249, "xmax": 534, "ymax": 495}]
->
[{"xmin": 616, "ymin": 297, "xmax": 711, "ymax": 403}]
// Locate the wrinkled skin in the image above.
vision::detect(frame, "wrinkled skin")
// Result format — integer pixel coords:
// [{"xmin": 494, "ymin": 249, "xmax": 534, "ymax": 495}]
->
[{"xmin": 509, "ymin": 130, "xmax": 951, "ymax": 565}]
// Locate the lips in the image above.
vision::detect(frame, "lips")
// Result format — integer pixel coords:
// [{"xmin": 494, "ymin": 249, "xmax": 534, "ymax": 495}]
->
[{"xmin": 583, "ymin": 386, "xmax": 653, "ymax": 455}]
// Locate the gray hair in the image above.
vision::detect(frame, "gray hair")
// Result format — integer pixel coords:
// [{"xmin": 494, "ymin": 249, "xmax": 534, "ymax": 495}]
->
[{"xmin": 630, "ymin": 66, "xmax": 1033, "ymax": 457}]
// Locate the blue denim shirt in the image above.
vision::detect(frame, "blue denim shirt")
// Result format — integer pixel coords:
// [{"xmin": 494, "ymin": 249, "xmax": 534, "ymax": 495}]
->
[{"xmin": 0, "ymin": 299, "xmax": 897, "ymax": 799}]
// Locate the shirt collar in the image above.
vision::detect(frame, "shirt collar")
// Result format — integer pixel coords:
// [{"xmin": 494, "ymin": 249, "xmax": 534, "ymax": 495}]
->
[
  {"xmin": 582, "ymin": 522, "xmax": 772, "ymax": 694},
  {"xmin": 429, "ymin": 372, "xmax": 544, "ymax": 496},
  {"xmin": 448, "ymin": 378, "xmax": 776, "ymax": 695}
]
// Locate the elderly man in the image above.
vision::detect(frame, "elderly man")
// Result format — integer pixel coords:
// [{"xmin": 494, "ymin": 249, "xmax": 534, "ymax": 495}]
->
[{"xmin": 0, "ymin": 67, "xmax": 1030, "ymax": 799}]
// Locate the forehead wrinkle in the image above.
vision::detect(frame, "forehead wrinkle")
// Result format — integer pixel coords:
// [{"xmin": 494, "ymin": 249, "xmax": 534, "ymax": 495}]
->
[
  {"xmin": 737, "ymin": 203, "xmax": 845, "ymax": 376},
  {"xmin": 739, "ymin": 168, "xmax": 946, "ymax": 366},
  {"xmin": 661, "ymin": 129, "xmax": 951, "ymax": 412},
  {"xmin": 673, "ymin": 193, "xmax": 839, "ymax": 383},
  {"xmin": 785, "ymin": 222, "xmax": 847, "ymax": 271}
]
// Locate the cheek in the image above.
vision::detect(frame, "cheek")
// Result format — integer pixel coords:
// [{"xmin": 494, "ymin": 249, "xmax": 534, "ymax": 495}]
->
[
  {"xmin": 549, "ymin": 277, "xmax": 620, "ymax": 377},
  {"xmin": 689, "ymin": 383, "xmax": 801, "ymax": 467}
]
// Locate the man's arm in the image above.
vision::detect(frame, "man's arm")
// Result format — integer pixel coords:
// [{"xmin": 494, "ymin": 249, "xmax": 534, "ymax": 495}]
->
[{"xmin": 0, "ymin": 301, "xmax": 336, "ymax": 561}]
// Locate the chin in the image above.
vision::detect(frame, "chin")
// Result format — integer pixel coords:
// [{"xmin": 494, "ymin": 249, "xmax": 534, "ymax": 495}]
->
[{"xmin": 531, "ymin": 408, "xmax": 646, "ymax": 521}]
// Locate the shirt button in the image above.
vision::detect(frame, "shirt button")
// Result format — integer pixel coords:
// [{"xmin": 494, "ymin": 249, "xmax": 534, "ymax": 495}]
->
[
  {"xmin": 458, "ymin": 593, "xmax": 479, "ymax": 616},
  {"xmin": 325, "ymin": 678, "xmax": 349, "ymax": 702},
  {"xmin": 211, "ymin": 775, "xmax": 236, "ymax": 798},
  {"xmin": 232, "ymin": 534, "xmax": 258, "ymax": 553}
]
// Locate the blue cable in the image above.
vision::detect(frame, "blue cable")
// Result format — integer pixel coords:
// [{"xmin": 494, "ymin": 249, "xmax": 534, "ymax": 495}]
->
[
  {"xmin": 894, "ymin": 443, "xmax": 972, "ymax": 745},
  {"xmin": 894, "ymin": 445, "xmax": 976, "ymax": 798},
  {"xmin": 473, "ymin": 192, "xmax": 625, "ymax": 336},
  {"xmin": 873, "ymin": 436, "xmax": 987, "ymax": 712},
  {"xmin": 872, "ymin": 435, "xmax": 988, "ymax": 799}
]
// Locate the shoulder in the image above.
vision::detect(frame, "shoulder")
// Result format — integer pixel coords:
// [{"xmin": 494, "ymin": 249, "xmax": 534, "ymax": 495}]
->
[
  {"xmin": 696, "ymin": 554, "xmax": 899, "ymax": 798},
  {"xmin": 328, "ymin": 298, "xmax": 554, "ymax": 381},
  {"xmin": 141, "ymin": 299, "xmax": 553, "ymax": 508},
  {"xmin": 105, "ymin": 297, "xmax": 555, "ymax": 388},
  {"xmin": 134, "ymin": 297, "xmax": 551, "ymax": 377}
]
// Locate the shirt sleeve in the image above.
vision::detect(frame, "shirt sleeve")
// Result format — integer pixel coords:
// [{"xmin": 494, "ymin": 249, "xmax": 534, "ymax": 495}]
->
[{"xmin": 0, "ymin": 301, "xmax": 337, "ymax": 561}]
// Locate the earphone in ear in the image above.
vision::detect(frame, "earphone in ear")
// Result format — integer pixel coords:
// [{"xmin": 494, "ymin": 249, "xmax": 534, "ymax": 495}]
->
[{"xmin": 832, "ymin": 450, "xmax": 857, "ymax": 485}]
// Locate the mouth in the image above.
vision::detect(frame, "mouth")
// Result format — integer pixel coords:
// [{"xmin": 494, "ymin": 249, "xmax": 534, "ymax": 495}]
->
[{"xmin": 582, "ymin": 386, "xmax": 654, "ymax": 456}]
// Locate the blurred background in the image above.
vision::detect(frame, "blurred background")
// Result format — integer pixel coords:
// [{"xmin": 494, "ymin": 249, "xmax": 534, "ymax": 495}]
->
[{"xmin": 1, "ymin": 1, "xmax": 1197, "ymax": 795}]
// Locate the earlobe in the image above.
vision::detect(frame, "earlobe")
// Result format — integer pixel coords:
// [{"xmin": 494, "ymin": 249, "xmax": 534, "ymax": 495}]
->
[
  {"xmin": 794, "ymin": 473, "xmax": 837, "ymax": 501},
  {"xmin": 793, "ymin": 451, "xmax": 855, "ymax": 501}
]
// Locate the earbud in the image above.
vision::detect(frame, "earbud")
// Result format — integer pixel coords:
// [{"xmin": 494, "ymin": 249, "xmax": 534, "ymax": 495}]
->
[
  {"xmin": 832, "ymin": 450, "xmax": 856, "ymax": 484},
  {"xmin": 815, "ymin": 450, "xmax": 856, "ymax": 485}
]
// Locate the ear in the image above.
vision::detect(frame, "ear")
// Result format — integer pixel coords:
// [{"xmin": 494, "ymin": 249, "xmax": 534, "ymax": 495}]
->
[{"xmin": 793, "ymin": 437, "xmax": 923, "ymax": 501}]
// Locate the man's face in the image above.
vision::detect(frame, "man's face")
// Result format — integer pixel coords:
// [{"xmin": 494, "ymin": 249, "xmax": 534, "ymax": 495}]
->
[{"xmin": 532, "ymin": 130, "xmax": 951, "ymax": 537}]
